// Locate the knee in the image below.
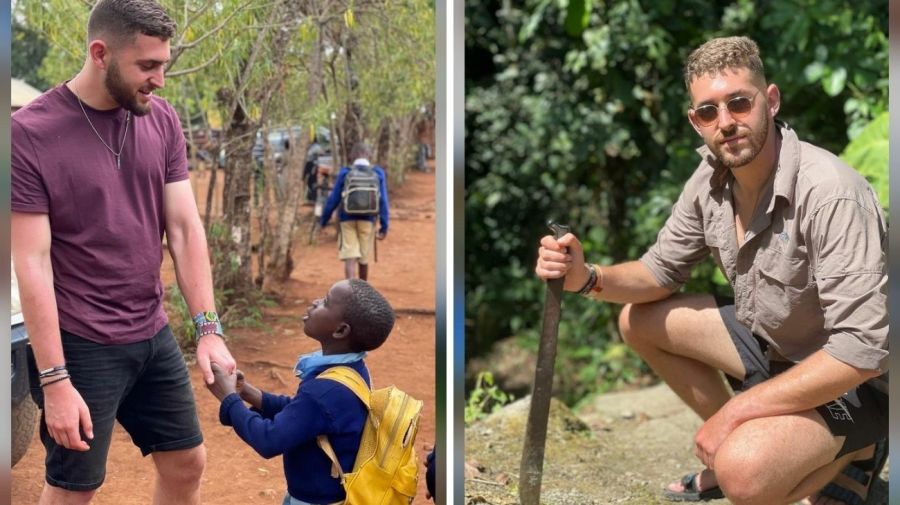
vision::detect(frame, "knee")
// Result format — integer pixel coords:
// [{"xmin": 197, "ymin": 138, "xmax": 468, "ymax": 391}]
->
[
  {"xmin": 714, "ymin": 447, "xmax": 770, "ymax": 505},
  {"xmin": 618, "ymin": 302, "xmax": 655, "ymax": 350},
  {"xmin": 158, "ymin": 446, "xmax": 206, "ymax": 486},
  {"xmin": 41, "ymin": 485, "xmax": 97, "ymax": 505}
]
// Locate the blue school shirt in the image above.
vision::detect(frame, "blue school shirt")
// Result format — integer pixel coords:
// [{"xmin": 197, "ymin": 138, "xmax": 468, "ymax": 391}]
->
[{"xmin": 218, "ymin": 360, "xmax": 370, "ymax": 503}]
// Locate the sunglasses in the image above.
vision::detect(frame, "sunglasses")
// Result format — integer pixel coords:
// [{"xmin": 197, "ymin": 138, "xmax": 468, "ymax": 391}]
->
[{"xmin": 690, "ymin": 90, "xmax": 760, "ymax": 127}]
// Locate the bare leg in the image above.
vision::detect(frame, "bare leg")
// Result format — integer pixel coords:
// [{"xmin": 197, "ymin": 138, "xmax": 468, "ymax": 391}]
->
[
  {"xmin": 801, "ymin": 443, "xmax": 876, "ymax": 505},
  {"xmin": 38, "ymin": 485, "xmax": 96, "ymax": 505},
  {"xmin": 343, "ymin": 259, "xmax": 358, "ymax": 279},
  {"xmin": 619, "ymin": 293, "xmax": 745, "ymax": 420},
  {"xmin": 714, "ymin": 409, "xmax": 866, "ymax": 505},
  {"xmin": 151, "ymin": 445, "xmax": 205, "ymax": 505}
]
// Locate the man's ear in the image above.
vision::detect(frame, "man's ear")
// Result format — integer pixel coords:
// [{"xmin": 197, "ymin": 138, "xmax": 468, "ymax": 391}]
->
[
  {"xmin": 766, "ymin": 83, "xmax": 780, "ymax": 119},
  {"xmin": 332, "ymin": 322, "xmax": 351, "ymax": 340},
  {"xmin": 88, "ymin": 40, "xmax": 110, "ymax": 70}
]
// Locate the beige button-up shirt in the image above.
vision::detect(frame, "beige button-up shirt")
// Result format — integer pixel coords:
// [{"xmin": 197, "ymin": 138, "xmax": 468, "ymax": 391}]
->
[{"xmin": 640, "ymin": 123, "xmax": 888, "ymax": 372}]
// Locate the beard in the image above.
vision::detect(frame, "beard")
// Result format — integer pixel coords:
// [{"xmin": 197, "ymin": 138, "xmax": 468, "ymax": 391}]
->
[
  {"xmin": 708, "ymin": 114, "xmax": 768, "ymax": 169},
  {"xmin": 105, "ymin": 59, "xmax": 152, "ymax": 116}
]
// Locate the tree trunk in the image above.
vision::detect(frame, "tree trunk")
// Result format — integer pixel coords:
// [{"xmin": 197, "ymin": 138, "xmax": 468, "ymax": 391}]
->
[
  {"xmin": 217, "ymin": 119, "xmax": 254, "ymax": 300},
  {"xmin": 265, "ymin": 20, "xmax": 324, "ymax": 284}
]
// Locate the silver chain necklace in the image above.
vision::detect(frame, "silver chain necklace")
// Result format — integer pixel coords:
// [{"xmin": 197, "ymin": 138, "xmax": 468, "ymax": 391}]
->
[{"xmin": 73, "ymin": 86, "xmax": 131, "ymax": 169}]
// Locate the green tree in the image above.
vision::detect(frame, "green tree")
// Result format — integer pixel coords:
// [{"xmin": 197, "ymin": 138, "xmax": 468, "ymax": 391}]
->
[
  {"xmin": 465, "ymin": 0, "xmax": 887, "ymax": 404},
  {"xmin": 11, "ymin": 19, "xmax": 50, "ymax": 90},
  {"xmin": 16, "ymin": 0, "xmax": 435, "ymax": 320}
]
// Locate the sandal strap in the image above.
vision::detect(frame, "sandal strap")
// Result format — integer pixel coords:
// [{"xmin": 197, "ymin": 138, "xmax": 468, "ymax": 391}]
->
[
  {"xmin": 680, "ymin": 473, "xmax": 700, "ymax": 491},
  {"xmin": 840, "ymin": 463, "xmax": 871, "ymax": 486},
  {"xmin": 821, "ymin": 438, "xmax": 888, "ymax": 505},
  {"xmin": 821, "ymin": 482, "xmax": 864, "ymax": 505}
]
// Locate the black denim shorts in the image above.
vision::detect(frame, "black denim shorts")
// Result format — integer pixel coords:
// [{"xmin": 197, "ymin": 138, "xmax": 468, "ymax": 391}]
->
[
  {"xmin": 716, "ymin": 296, "xmax": 887, "ymax": 459},
  {"xmin": 28, "ymin": 325, "xmax": 203, "ymax": 491}
]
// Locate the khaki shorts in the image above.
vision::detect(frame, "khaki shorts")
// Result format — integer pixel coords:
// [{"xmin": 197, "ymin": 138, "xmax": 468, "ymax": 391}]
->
[{"xmin": 339, "ymin": 220, "xmax": 375, "ymax": 264}]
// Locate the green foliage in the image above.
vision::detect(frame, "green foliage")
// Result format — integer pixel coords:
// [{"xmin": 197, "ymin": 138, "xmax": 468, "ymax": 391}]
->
[
  {"xmin": 165, "ymin": 274, "xmax": 272, "ymax": 355},
  {"xmin": 204, "ymin": 220, "xmax": 273, "ymax": 329},
  {"xmin": 165, "ymin": 285, "xmax": 198, "ymax": 350},
  {"xmin": 840, "ymin": 112, "xmax": 888, "ymax": 211},
  {"xmin": 465, "ymin": 372, "xmax": 513, "ymax": 425},
  {"xmin": 465, "ymin": 0, "xmax": 886, "ymax": 405},
  {"xmin": 11, "ymin": 19, "xmax": 51, "ymax": 90}
]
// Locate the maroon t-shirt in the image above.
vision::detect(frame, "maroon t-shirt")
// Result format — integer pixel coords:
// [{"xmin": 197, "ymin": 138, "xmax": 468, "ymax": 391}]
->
[{"xmin": 12, "ymin": 83, "xmax": 189, "ymax": 345}]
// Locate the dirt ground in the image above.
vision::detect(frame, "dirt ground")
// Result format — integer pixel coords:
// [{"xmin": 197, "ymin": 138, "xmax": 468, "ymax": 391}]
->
[
  {"xmin": 11, "ymin": 166, "xmax": 437, "ymax": 504},
  {"xmin": 465, "ymin": 385, "xmax": 888, "ymax": 505}
]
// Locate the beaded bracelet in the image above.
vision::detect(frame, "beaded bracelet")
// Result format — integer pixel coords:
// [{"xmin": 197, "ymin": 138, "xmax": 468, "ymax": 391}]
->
[{"xmin": 193, "ymin": 311, "xmax": 224, "ymax": 338}]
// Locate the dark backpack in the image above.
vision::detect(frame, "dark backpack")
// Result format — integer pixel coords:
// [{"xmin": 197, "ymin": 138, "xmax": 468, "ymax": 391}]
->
[{"xmin": 341, "ymin": 164, "xmax": 381, "ymax": 216}]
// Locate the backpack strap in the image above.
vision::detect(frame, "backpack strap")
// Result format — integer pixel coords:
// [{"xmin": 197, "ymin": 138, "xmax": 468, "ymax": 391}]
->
[
  {"xmin": 315, "ymin": 435, "xmax": 344, "ymax": 480},
  {"xmin": 315, "ymin": 366, "xmax": 373, "ymax": 481},
  {"xmin": 318, "ymin": 366, "xmax": 371, "ymax": 407}
]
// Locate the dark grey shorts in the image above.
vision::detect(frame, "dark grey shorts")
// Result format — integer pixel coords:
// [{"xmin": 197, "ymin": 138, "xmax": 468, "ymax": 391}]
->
[
  {"xmin": 716, "ymin": 296, "xmax": 887, "ymax": 458},
  {"xmin": 28, "ymin": 325, "xmax": 203, "ymax": 491}
]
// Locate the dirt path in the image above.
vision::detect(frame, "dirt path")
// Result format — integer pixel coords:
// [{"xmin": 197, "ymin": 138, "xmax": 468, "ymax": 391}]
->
[{"xmin": 12, "ymin": 167, "xmax": 437, "ymax": 504}]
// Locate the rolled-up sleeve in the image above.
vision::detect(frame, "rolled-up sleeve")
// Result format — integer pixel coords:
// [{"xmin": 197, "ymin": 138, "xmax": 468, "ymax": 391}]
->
[
  {"xmin": 809, "ymin": 194, "xmax": 888, "ymax": 371},
  {"xmin": 640, "ymin": 180, "xmax": 710, "ymax": 291}
]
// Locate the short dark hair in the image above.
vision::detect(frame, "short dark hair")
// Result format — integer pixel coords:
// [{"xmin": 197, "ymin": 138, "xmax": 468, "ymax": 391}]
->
[
  {"xmin": 88, "ymin": 0, "xmax": 176, "ymax": 47},
  {"xmin": 350, "ymin": 143, "xmax": 371, "ymax": 160},
  {"xmin": 344, "ymin": 279, "xmax": 394, "ymax": 352},
  {"xmin": 683, "ymin": 36, "xmax": 765, "ymax": 90}
]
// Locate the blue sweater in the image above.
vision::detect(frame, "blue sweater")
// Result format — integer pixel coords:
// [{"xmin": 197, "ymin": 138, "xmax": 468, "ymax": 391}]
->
[
  {"xmin": 219, "ymin": 360, "xmax": 370, "ymax": 503},
  {"xmin": 320, "ymin": 165, "xmax": 390, "ymax": 234}
]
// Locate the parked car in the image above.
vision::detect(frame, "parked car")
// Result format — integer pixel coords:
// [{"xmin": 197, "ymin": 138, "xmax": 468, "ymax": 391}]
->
[{"xmin": 11, "ymin": 267, "xmax": 38, "ymax": 467}]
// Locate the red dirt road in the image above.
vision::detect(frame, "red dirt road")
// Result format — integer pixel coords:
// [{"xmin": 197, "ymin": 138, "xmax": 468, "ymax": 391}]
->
[{"xmin": 11, "ymin": 168, "xmax": 437, "ymax": 504}]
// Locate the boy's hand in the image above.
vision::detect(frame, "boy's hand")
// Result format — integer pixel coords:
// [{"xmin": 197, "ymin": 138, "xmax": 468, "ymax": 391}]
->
[
  {"xmin": 235, "ymin": 369, "xmax": 246, "ymax": 395},
  {"xmin": 206, "ymin": 362, "xmax": 238, "ymax": 401}
]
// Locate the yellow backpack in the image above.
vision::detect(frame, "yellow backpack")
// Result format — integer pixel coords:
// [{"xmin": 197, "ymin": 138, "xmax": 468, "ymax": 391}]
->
[{"xmin": 317, "ymin": 366, "xmax": 424, "ymax": 505}]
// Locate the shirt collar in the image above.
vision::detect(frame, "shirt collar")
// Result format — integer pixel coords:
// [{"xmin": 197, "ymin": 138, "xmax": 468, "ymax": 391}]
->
[
  {"xmin": 698, "ymin": 120, "xmax": 799, "ymax": 207},
  {"xmin": 352, "ymin": 158, "xmax": 371, "ymax": 167}
]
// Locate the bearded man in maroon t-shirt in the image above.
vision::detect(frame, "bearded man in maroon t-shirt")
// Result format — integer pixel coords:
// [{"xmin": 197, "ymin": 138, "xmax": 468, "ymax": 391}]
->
[{"xmin": 11, "ymin": 1, "xmax": 236, "ymax": 503}]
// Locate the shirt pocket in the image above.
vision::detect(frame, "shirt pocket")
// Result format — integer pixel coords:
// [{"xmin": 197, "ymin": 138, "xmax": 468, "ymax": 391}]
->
[
  {"xmin": 703, "ymin": 221, "xmax": 728, "ymax": 274},
  {"xmin": 754, "ymin": 250, "xmax": 812, "ymax": 331}
]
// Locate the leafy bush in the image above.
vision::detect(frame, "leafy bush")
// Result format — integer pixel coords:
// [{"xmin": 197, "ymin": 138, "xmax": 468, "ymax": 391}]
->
[
  {"xmin": 465, "ymin": 0, "xmax": 886, "ymax": 406},
  {"xmin": 465, "ymin": 371, "xmax": 513, "ymax": 424}
]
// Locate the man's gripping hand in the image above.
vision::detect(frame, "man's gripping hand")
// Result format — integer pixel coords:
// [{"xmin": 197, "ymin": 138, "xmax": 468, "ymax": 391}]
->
[
  {"xmin": 535, "ymin": 232, "xmax": 589, "ymax": 292},
  {"xmin": 197, "ymin": 333, "xmax": 237, "ymax": 385}
]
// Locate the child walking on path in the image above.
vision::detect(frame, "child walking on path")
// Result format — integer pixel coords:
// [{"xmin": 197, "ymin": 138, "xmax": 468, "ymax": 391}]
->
[{"xmin": 206, "ymin": 279, "xmax": 395, "ymax": 505}]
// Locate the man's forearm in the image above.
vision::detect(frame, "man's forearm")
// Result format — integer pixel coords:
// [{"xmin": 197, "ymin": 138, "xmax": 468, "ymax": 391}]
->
[
  {"xmin": 15, "ymin": 254, "xmax": 66, "ymax": 370},
  {"xmin": 168, "ymin": 222, "xmax": 216, "ymax": 316},
  {"xmin": 589, "ymin": 260, "xmax": 673, "ymax": 304},
  {"xmin": 725, "ymin": 350, "xmax": 880, "ymax": 423}
]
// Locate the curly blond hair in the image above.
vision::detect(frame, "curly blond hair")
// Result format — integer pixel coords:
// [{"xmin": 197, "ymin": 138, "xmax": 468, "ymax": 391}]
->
[{"xmin": 683, "ymin": 36, "xmax": 765, "ymax": 90}]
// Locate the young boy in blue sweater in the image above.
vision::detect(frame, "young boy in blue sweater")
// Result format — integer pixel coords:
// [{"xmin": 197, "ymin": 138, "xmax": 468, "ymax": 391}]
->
[{"xmin": 206, "ymin": 279, "xmax": 395, "ymax": 505}]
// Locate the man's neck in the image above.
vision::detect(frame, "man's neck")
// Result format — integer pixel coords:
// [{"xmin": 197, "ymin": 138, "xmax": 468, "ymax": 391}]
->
[{"xmin": 67, "ymin": 71, "xmax": 118, "ymax": 111}]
